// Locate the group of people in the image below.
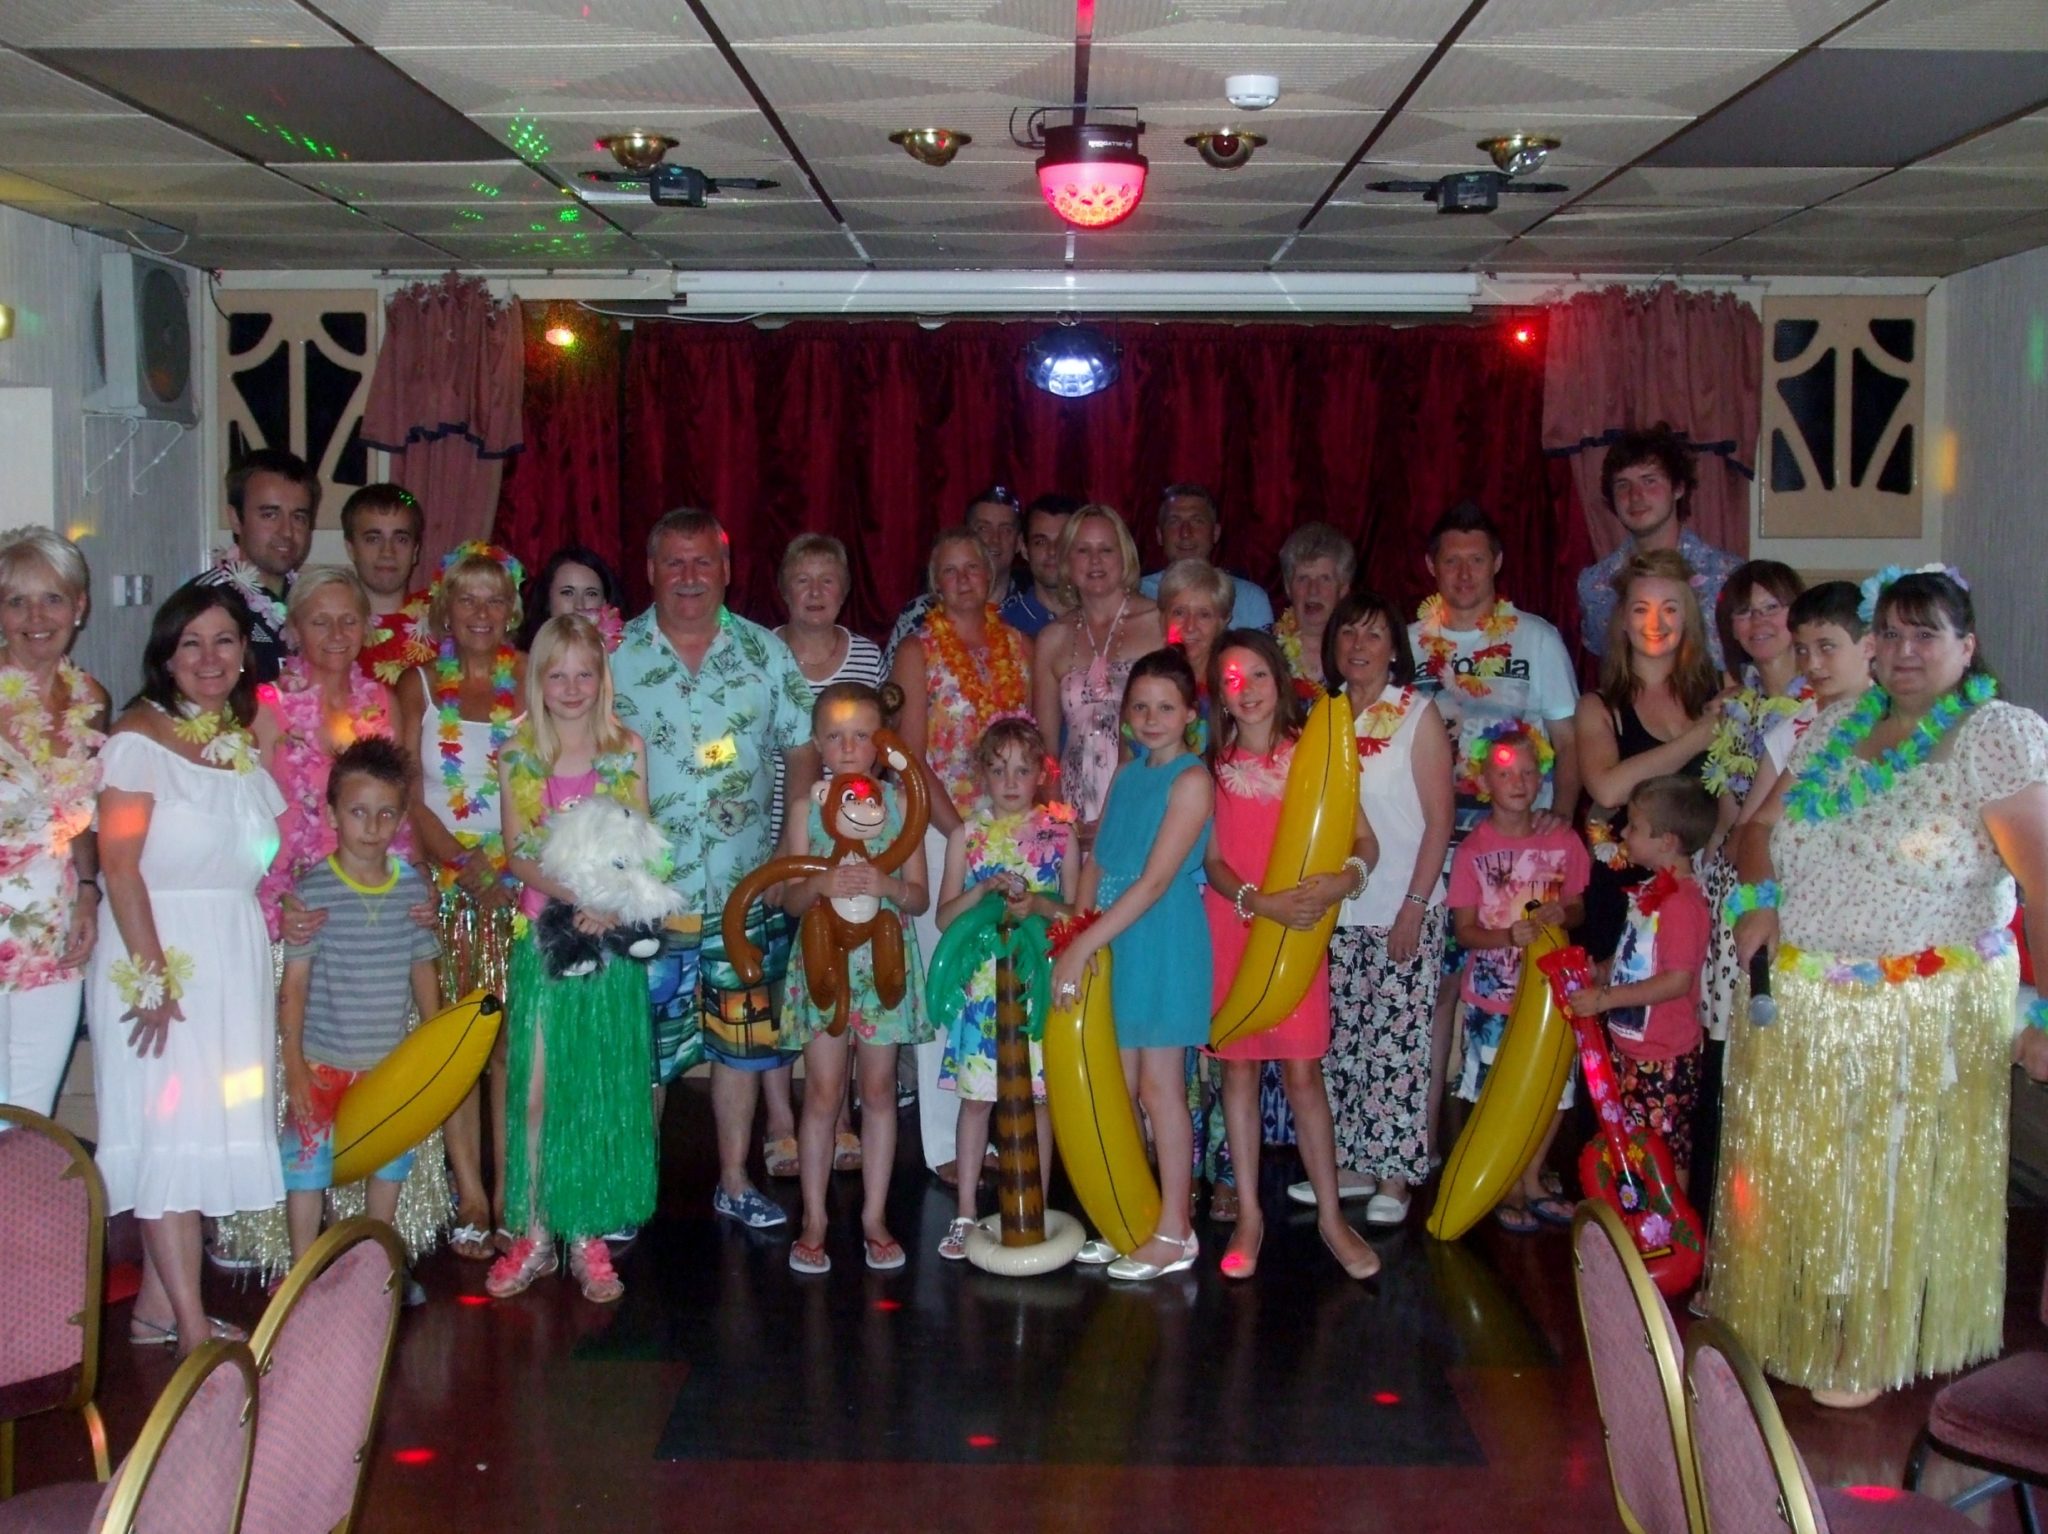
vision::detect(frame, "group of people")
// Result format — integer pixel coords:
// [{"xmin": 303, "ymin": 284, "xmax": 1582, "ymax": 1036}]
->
[{"xmin": 3, "ymin": 426, "xmax": 2045, "ymax": 1417}]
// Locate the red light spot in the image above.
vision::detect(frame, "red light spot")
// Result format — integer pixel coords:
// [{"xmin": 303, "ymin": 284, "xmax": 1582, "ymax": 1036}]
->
[
  {"xmin": 1223, "ymin": 661, "xmax": 1246, "ymax": 695},
  {"xmin": 1492, "ymin": 744, "xmax": 1517, "ymax": 765},
  {"xmin": 393, "ymin": 1448, "xmax": 436, "ymax": 1466},
  {"xmin": 1373, "ymin": 1391, "xmax": 1401, "ymax": 1406},
  {"xmin": 872, "ymin": 1299, "xmax": 902, "ymax": 1312},
  {"xmin": 457, "ymin": 1294, "xmax": 489, "ymax": 1307},
  {"xmin": 1166, "ymin": 621, "xmax": 1183, "ymax": 645},
  {"xmin": 1510, "ymin": 325, "xmax": 1537, "ymax": 348},
  {"xmin": 1842, "ymin": 1487, "xmax": 1904, "ymax": 1503},
  {"xmin": 967, "ymin": 1434, "xmax": 999, "ymax": 1449}
]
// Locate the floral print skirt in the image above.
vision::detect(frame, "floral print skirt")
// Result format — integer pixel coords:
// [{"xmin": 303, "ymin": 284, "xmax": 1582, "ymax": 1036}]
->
[{"xmin": 1326, "ymin": 909, "xmax": 1445, "ymax": 1182}]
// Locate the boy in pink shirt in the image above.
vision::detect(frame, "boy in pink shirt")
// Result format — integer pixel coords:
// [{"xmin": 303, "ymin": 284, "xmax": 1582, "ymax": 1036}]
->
[
  {"xmin": 1571, "ymin": 774, "xmax": 1716, "ymax": 1179},
  {"xmin": 1447, "ymin": 723, "xmax": 1591, "ymax": 1230}
]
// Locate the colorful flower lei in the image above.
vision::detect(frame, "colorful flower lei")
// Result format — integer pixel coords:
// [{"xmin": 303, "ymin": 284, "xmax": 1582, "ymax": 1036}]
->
[
  {"xmin": 923, "ymin": 603, "xmax": 1028, "ymax": 737},
  {"xmin": 1857, "ymin": 562, "xmax": 1968, "ymax": 623},
  {"xmin": 213, "ymin": 557, "xmax": 288, "ymax": 632},
  {"xmin": 0, "ymin": 660, "xmax": 103, "ymax": 843},
  {"xmin": 1777, "ymin": 926, "xmax": 2012, "ymax": 989},
  {"xmin": 434, "ymin": 639, "xmax": 518, "ymax": 821},
  {"xmin": 1356, "ymin": 686, "xmax": 1418, "ymax": 760},
  {"xmin": 359, "ymin": 589, "xmax": 435, "ymax": 686},
  {"xmin": 1460, "ymin": 717, "xmax": 1555, "ymax": 796},
  {"xmin": 1721, "ymin": 879, "xmax": 1779, "ymax": 926},
  {"xmin": 502, "ymin": 731, "xmax": 639, "ymax": 862},
  {"xmin": 1273, "ymin": 607, "xmax": 1308, "ymax": 679},
  {"xmin": 1415, "ymin": 595, "xmax": 1519, "ymax": 699},
  {"xmin": 1703, "ymin": 670, "xmax": 1812, "ymax": 801},
  {"xmin": 1782, "ymin": 674, "xmax": 1996, "ymax": 825}
]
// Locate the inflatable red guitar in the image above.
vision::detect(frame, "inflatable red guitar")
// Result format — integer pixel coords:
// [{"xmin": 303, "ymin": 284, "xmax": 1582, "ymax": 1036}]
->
[{"xmin": 1536, "ymin": 945, "xmax": 1705, "ymax": 1297}]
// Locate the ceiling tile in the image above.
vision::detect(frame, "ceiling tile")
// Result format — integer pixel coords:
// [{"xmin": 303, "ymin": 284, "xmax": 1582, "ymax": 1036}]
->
[
  {"xmin": 1825, "ymin": 0, "xmax": 2048, "ymax": 50},
  {"xmin": 600, "ymin": 197, "xmax": 842, "ymax": 236},
  {"xmin": 1365, "ymin": 112, "xmax": 1687, "ymax": 166},
  {"xmin": 0, "ymin": 169, "xmax": 102, "ymax": 204},
  {"xmin": 836, "ymin": 198, "xmax": 1047, "ymax": 232},
  {"xmin": 0, "ymin": 52, "xmax": 133, "ymax": 113},
  {"xmin": 856, "ymin": 230, "xmax": 1069, "ymax": 264},
  {"xmin": 10, "ymin": 161, "xmax": 331, "ymax": 205},
  {"xmin": 0, "ymin": 0, "xmax": 343, "ymax": 47},
  {"xmin": 377, "ymin": 45, "xmax": 754, "ymax": 115},
  {"xmin": 1310, "ymin": 198, "xmax": 1555, "ymax": 237},
  {"xmin": 1409, "ymin": 46, "xmax": 1784, "ymax": 117},
  {"xmin": 1137, "ymin": 108, "xmax": 1381, "ymax": 163},
  {"xmin": 1761, "ymin": 202, "xmax": 2040, "ymax": 238},
  {"xmin": 1537, "ymin": 202, "xmax": 1792, "ymax": 238},
  {"xmin": 1279, "ymin": 231, "xmax": 1508, "ymax": 264},
  {"xmin": 648, "ymin": 229, "xmax": 865, "ymax": 264},
  {"xmin": 1462, "ymin": 0, "xmax": 1874, "ymax": 51},
  {"xmin": 275, "ymin": 158, "xmax": 565, "ymax": 203},
  {"xmin": 311, "ymin": 0, "xmax": 710, "ymax": 48},
  {"xmin": 1087, "ymin": 43, "xmax": 1432, "ymax": 111},
  {"xmin": 1484, "ymin": 234, "xmax": 1729, "ymax": 269},
  {"xmin": 1920, "ymin": 114, "xmax": 2048, "ymax": 168},
  {"xmin": 0, "ymin": 112, "xmax": 232, "ymax": 166},
  {"xmin": 700, "ymin": 0, "xmax": 1075, "ymax": 46},
  {"xmin": 470, "ymin": 109, "xmax": 785, "ymax": 167},
  {"xmin": 114, "ymin": 200, "xmax": 383, "ymax": 235},
  {"xmin": 1581, "ymin": 164, "xmax": 1884, "ymax": 204},
  {"xmin": 735, "ymin": 44, "xmax": 1071, "ymax": 105},
  {"xmin": 169, "ymin": 230, "xmax": 459, "ymax": 269},
  {"xmin": 807, "ymin": 156, "xmax": 1040, "ymax": 200},
  {"xmin": 1093, "ymin": 0, "xmax": 1468, "ymax": 47},
  {"xmin": 1710, "ymin": 233, "xmax": 1958, "ymax": 273},
  {"xmin": 1066, "ymin": 232, "xmax": 1286, "ymax": 266},
  {"xmin": 1820, "ymin": 165, "xmax": 2048, "ymax": 209},
  {"xmin": 429, "ymin": 226, "xmax": 665, "ymax": 265}
]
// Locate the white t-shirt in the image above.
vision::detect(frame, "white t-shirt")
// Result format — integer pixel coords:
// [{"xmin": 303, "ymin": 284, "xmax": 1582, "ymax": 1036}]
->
[{"xmin": 1407, "ymin": 604, "xmax": 1578, "ymax": 810}]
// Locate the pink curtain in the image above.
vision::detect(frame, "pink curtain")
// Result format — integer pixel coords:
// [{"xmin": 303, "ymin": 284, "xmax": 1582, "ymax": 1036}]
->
[
  {"xmin": 1541, "ymin": 285, "xmax": 1760, "ymax": 562},
  {"xmin": 361, "ymin": 275, "xmax": 523, "ymax": 568}
]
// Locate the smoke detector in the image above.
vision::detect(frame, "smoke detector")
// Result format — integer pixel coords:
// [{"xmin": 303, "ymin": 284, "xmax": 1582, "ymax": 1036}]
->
[{"xmin": 1223, "ymin": 74, "xmax": 1280, "ymax": 111}]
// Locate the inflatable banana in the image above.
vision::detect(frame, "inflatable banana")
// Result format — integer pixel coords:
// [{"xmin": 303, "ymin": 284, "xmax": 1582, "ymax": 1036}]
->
[
  {"xmin": 1426, "ymin": 927, "xmax": 1574, "ymax": 1242},
  {"xmin": 1209, "ymin": 691, "xmax": 1359, "ymax": 1051},
  {"xmin": 1043, "ymin": 953, "xmax": 1160, "ymax": 1255},
  {"xmin": 331, "ymin": 991, "xmax": 502, "ymax": 1186}
]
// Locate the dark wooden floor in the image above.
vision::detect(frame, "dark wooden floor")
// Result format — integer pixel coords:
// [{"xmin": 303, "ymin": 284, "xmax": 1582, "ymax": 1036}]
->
[{"xmin": 16, "ymin": 1082, "xmax": 2046, "ymax": 1532}]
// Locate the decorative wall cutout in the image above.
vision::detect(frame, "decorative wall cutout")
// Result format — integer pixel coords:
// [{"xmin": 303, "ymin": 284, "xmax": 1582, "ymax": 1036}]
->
[
  {"xmin": 215, "ymin": 289, "xmax": 377, "ymax": 526},
  {"xmin": 1760, "ymin": 294, "xmax": 1925, "ymax": 539}
]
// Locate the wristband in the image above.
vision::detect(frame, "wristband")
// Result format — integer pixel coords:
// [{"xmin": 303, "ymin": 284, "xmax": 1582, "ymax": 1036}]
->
[
  {"xmin": 1233, "ymin": 883, "xmax": 1257, "ymax": 924},
  {"xmin": 110, "ymin": 948, "xmax": 193, "ymax": 1012},
  {"xmin": 1343, "ymin": 856, "xmax": 1371, "ymax": 901},
  {"xmin": 1404, "ymin": 892, "xmax": 1429, "ymax": 910},
  {"xmin": 1722, "ymin": 879, "xmax": 1779, "ymax": 926},
  {"xmin": 2028, "ymin": 997, "xmax": 2048, "ymax": 1033}
]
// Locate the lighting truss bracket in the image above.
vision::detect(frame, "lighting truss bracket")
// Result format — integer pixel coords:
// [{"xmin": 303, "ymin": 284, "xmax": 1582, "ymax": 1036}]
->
[{"xmin": 1011, "ymin": 105, "xmax": 1145, "ymax": 150}]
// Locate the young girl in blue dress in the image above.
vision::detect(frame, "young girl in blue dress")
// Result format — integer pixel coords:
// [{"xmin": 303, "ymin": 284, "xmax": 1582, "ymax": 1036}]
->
[
  {"xmin": 933, "ymin": 714, "xmax": 1077, "ymax": 1261},
  {"xmin": 1051, "ymin": 647, "xmax": 1214, "ymax": 1282}
]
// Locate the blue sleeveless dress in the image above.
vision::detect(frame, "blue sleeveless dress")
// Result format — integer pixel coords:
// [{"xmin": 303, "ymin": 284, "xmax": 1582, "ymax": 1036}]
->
[{"xmin": 1092, "ymin": 750, "xmax": 1212, "ymax": 1049}]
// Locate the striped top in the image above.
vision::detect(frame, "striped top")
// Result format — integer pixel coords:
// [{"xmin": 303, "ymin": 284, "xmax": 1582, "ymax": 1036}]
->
[{"xmin": 282, "ymin": 855, "xmax": 442, "ymax": 1069}]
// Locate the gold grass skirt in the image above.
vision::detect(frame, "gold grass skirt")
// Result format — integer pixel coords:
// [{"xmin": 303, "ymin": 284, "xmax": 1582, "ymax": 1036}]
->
[{"xmin": 1707, "ymin": 950, "xmax": 2015, "ymax": 1394}]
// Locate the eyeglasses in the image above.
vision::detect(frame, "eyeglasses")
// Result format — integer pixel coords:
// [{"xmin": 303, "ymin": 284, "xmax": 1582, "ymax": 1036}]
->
[{"xmin": 1733, "ymin": 600, "xmax": 1786, "ymax": 621}]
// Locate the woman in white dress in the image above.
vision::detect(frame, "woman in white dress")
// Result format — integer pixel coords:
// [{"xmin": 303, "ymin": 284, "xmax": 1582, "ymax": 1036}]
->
[{"xmin": 91, "ymin": 584, "xmax": 285, "ymax": 1355}]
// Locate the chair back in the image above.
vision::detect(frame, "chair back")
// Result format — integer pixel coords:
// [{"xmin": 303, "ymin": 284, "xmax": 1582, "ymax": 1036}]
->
[
  {"xmin": 1570, "ymin": 1200, "xmax": 1705, "ymax": 1534},
  {"xmin": 0, "ymin": 1105, "xmax": 106, "ymax": 1400},
  {"xmin": 94, "ymin": 1338, "xmax": 258, "ymax": 1534},
  {"xmin": 1682, "ymin": 1320, "xmax": 1828, "ymax": 1534},
  {"xmin": 241, "ymin": 1219, "xmax": 406, "ymax": 1534}
]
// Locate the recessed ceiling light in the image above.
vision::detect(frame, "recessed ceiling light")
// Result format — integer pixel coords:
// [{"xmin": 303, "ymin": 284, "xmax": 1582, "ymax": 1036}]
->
[
  {"xmin": 597, "ymin": 131, "xmax": 677, "ymax": 173},
  {"xmin": 889, "ymin": 128, "xmax": 971, "ymax": 167},
  {"xmin": 1477, "ymin": 134, "xmax": 1560, "ymax": 177},
  {"xmin": 1186, "ymin": 129, "xmax": 1266, "ymax": 170}
]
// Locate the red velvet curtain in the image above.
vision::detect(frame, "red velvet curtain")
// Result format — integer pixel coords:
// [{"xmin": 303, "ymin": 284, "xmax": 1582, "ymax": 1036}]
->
[
  {"xmin": 495, "ymin": 302, "xmax": 626, "ymax": 587},
  {"xmin": 606, "ymin": 318, "xmax": 1586, "ymax": 644}
]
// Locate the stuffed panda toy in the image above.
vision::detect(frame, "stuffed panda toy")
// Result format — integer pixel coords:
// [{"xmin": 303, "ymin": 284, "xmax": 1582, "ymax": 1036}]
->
[{"xmin": 534, "ymin": 796, "xmax": 686, "ymax": 978}]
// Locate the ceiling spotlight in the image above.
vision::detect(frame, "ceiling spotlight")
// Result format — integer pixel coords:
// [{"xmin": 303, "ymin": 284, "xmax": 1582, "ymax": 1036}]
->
[
  {"xmin": 1035, "ymin": 121, "xmax": 1148, "ymax": 230},
  {"xmin": 1025, "ymin": 325, "xmax": 1121, "ymax": 398},
  {"xmin": 1478, "ymin": 134, "xmax": 1560, "ymax": 177},
  {"xmin": 544, "ymin": 323, "xmax": 577, "ymax": 348},
  {"xmin": 597, "ymin": 131, "xmax": 678, "ymax": 173},
  {"xmin": 889, "ymin": 128, "xmax": 971, "ymax": 167},
  {"xmin": 1186, "ymin": 129, "xmax": 1266, "ymax": 170}
]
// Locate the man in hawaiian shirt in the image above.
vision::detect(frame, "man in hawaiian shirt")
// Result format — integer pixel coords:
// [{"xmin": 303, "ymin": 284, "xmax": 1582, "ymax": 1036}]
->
[
  {"xmin": 613, "ymin": 507, "xmax": 818, "ymax": 1232},
  {"xmin": 1576, "ymin": 425, "xmax": 1743, "ymax": 667},
  {"xmin": 187, "ymin": 448, "xmax": 316, "ymax": 683},
  {"xmin": 341, "ymin": 483, "xmax": 432, "ymax": 685}
]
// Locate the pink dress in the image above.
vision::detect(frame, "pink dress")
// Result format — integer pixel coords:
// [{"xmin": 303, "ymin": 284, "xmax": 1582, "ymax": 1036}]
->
[{"xmin": 1201, "ymin": 740, "xmax": 1332, "ymax": 1061}]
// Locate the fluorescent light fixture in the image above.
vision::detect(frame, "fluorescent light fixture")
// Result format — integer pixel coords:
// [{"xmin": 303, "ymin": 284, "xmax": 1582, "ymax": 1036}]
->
[{"xmin": 669, "ymin": 270, "xmax": 1479, "ymax": 316}]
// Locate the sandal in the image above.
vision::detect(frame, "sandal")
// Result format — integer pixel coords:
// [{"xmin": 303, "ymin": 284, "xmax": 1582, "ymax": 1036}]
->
[
  {"xmin": 763, "ymin": 1135, "xmax": 799, "ymax": 1180},
  {"xmin": 863, "ymin": 1236, "xmax": 907, "ymax": 1272},
  {"xmin": 1527, "ymin": 1195, "xmax": 1576, "ymax": 1227},
  {"xmin": 832, "ymin": 1131, "xmax": 863, "ymax": 1173},
  {"xmin": 569, "ymin": 1238, "xmax": 624, "ymax": 1304},
  {"xmin": 1210, "ymin": 1183, "xmax": 1240, "ymax": 1223},
  {"xmin": 448, "ymin": 1223, "xmax": 494, "ymax": 1262},
  {"xmin": 128, "ymin": 1315, "xmax": 245, "ymax": 1348},
  {"xmin": 789, "ymin": 1240, "xmax": 831, "ymax": 1275},
  {"xmin": 485, "ymin": 1234, "xmax": 558, "ymax": 1299},
  {"xmin": 938, "ymin": 1217, "xmax": 976, "ymax": 1261},
  {"xmin": 1494, "ymin": 1203, "xmax": 1542, "ymax": 1236}
]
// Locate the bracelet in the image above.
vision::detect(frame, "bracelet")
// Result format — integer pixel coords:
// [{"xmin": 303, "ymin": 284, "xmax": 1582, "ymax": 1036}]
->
[
  {"xmin": 1722, "ymin": 879, "xmax": 1780, "ymax": 926},
  {"xmin": 2028, "ymin": 997, "xmax": 2048, "ymax": 1033},
  {"xmin": 1343, "ymin": 856, "xmax": 1371, "ymax": 901},
  {"xmin": 1404, "ymin": 892, "xmax": 1429, "ymax": 909},
  {"xmin": 110, "ymin": 948, "xmax": 193, "ymax": 1011},
  {"xmin": 1233, "ymin": 883, "xmax": 1257, "ymax": 924}
]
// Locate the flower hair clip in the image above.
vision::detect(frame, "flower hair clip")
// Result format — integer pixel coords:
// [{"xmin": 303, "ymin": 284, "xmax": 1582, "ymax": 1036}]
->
[
  {"xmin": 436, "ymin": 540, "xmax": 527, "ymax": 594},
  {"xmin": 1857, "ymin": 562, "xmax": 1968, "ymax": 623}
]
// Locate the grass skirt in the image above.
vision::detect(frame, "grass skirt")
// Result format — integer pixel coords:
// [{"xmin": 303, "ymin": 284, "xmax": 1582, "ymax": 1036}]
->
[
  {"xmin": 1707, "ymin": 950, "xmax": 2014, "ymax": 1393},
  {"xmin": 503, "ymin": 934, "xmax": 657, "ymax": 1241}
]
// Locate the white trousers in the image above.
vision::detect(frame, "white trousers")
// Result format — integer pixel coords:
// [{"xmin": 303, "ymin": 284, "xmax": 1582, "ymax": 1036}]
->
[
  {"xmin": 0, "ymin": 978, "xmax": 83, "ymax": 1118},
  {"xmin": 910, "ymin": 823, "xmax": 956, "ymax": 1171}
]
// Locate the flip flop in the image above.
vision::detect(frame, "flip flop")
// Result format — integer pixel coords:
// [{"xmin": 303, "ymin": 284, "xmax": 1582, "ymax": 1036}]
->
[
  {"xmin": 1494, "ymin": 1204, "xmax": 1542, "ymax": 1236},
  {"xmin": 788, "ymin": 1241, "xmax": 831, "ymax": 1275},
  {"xmin": 1528, "ymin": 1195, "xmax": 1576, "ymax": 1227},
  {"xmin": 763, "ymin": 1136, "xmax": 799, "ymax": 1179},
  {"xmin": 129, "ymin": 1315, "xmax": 246, "ymax": 1348},
  {"xmin": 832, "ymin": 1131, "xmax": 863, "ymax": 1173},
  {"xmin": 448, "ymin": 1224, "xmax": 494, "ymax": 1262},
  {"xmin": 863, "ymin": 1237, "xmax": 907, "ymax": 1272}
]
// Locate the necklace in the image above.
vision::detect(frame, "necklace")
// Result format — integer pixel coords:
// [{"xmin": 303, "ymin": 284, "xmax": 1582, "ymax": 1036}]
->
[
  {"xmin": 435, "ymin": 640, "xmax": 517, "ymax": 821},
  {"xmin": 1783, "ymin": 675, "xmax": 1995, "ymax": 824},
  {"xmin": 214, "ymin": 557, "xmax": 289, "ymax": 632},
  {"xmin": 925, "ymin": 605, "xmax": 1027, "ymax": 731},
  {"xmin": 1703, "ymin": 669, "xmax": 1812, "ymax": 801},
  {"xmin": 361, "ymin": 589, "xmax": 434, "ymax": 686},
  {"xmin": 1355, "ymin": 685, "xmax": 1417, "ymax": 759},
  {"xmin": 152, "ymin": 698, "xmax": 257, "ymax": 773},
  {"xmin": 1273, "ymin": 608, "xmax": 1307, "ymax": 679},
  {"xmin": 1078, "ymin": 596, "xmax": 1128, "ymax": 696},
  {"xmin": 1415, "ymin": 595, "xmax": 1518, "ymax": 698},
  {"xmin": 0, "ymin": 660, "xmax": 103, "ymax": 837}
]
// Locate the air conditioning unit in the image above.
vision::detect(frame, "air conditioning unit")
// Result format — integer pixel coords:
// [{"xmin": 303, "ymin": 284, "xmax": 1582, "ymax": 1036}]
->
[{"xmin": 89, "ymin": 252, "xmax": 197, "ymax": 424}]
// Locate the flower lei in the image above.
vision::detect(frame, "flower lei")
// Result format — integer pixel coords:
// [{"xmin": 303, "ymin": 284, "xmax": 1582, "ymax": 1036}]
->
[
  {"xmin": 1631, "ymin": 867, "xmax": 1682, "ymax": 916},
  {"xmin": 1782, "ymin": 674, "xmax": 1996, "ymax": 824},
  {"xmin": 1415, "ymin": 596, "xmax": 1518, "ymax": 699},
  {"xmin": 360, "ymin": 590, "xmax": 435, "ymax": 686},
  {"xmin": 968, "ymin": 803, "xmax": 1074, "ymax": 887},
  {"xmin": 435, "ymin": 639, "xmax": 517, "ymax": 822},
  {"xmin": 1460, "ymin": 717, "xmax": 1556, "ymax": 796},
  {"xmin": 157, "ymin": 699, "xmax": 257, "ymax": 773},
  {"xmin": 437, "ymin": 539, "xmax": 527, "ymax": 594},
  {"xmin": 1858, "ymin": 562, "xmax": 1967, "ymax": 623},
  {"xmin": 1273, "ymin": 608, "xmax": 1307, "ymax": 679},
  {"xmin": 1356, "ymin": 686, "xmax": 1418, "ymax": 760},
  {"xmin": 595, "ymin": 604, "xmax": 625, "ymax": 653},
  {"xmin": 0, "ymin": 660, "xmax": 103, "ymax": 841},
  {"xmin": 110, "ymin": 948, "xmax": 194, "ymax": 1011},
  {"xmin": 1703, "ymin": 669, "xmax": 1813, "ymax": 801},
  {"xmin": 503, "ymin": 730, "xmax": 637, "ymax": 862},
  {"xmin": 924, "ymin": 604, "xmax": 1027, "ymax": 735},
  {"xmin": 1779, "ymin": 925, "xmax": 2012, "ymax": 989},
  {"xmin": 213, "ymin": 557, "xmax": 289, "ymax": 632},
  {"xmin": 1046, "ymin": 907, "xmax": 1102, "ymax": 960}
]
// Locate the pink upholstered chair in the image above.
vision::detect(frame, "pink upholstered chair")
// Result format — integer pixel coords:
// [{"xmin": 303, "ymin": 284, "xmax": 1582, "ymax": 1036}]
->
[
  {"xmin": 0, "ymin": 1106, "xmax": 109, "ymax": 1500},
  {"xmin": 0, "ymin": 1338, "xmax": 257, "ymax": 1534},
  {"xmin": 1683, "ymin": 1319, "xmax": 1979, "ymax": 1533},
  {"xmin": 1570, "ymin": 1200, "xmax": 1705, "ymax": 1534},
  {"xmin": 1903, "ymin": 1255, "xmax": 2047, "ymax": 1533},
  {"xmin": 241, "ymin": 1218, "xmax": 405, "ymax": 1534}
]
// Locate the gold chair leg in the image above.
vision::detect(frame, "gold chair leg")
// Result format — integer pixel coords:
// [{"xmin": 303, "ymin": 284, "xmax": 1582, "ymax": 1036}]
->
[{"xmin": 81, "ymin": 1401, "xmax": 110, "ymax": 1482}]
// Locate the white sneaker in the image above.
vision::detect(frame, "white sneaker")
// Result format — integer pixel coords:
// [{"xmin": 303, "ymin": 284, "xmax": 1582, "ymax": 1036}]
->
[
  {"xmin": 1286, "ymin": 1175, "xmax": 1376, "ymax": 1207},
  {"xmin": 1364, "ymin": 1191, "xmax": 1410, "ymax": 1227}
]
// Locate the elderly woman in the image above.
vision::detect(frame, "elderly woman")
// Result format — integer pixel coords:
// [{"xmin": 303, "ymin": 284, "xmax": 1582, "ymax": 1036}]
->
[
  {"xmin": 1274, "ymin": 522, "xmax": 1355, "ymax": 688},
  {"xmin": 1722, "ymin": 569, "xmax": 2048, "ymax": 1408},
  {"xmin": 92, "ymin": 585, "xmax": 285, "ymax": 1353},
  {"xmin": 1033, "ymin": 505, "xmax": 1166, "ymax": 844},
  {"xmin": 893, "ymin": 525, "xmax": 1033, "ymax": 1182},
  {"xmin": 394, "ymin": 544, "xmax": 527, "ymax": 1260},
  {"xmin": 0, "ymin": 529, "xmax": 108, "ymax": 1114}
]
